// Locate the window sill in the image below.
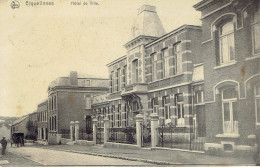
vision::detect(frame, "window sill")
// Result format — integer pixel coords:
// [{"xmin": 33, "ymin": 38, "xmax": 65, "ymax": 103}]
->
[
  {"xmin": 214, "ymin": 61, "xmax": 237, "ymax": 70},
  {"xmin": 245, "ymin": 54, "xmax": 260, "ymax": 61},
  {"xmin": 148, "ymin": 73, "xmax": 184, "ymax": 84},
  {"xmin": 215, "ymin": 133, "xmax": 240, "ymax": 138},
  {"xmin": 194, "ymin": 103, "xmax": 205, "ymax": 106}
]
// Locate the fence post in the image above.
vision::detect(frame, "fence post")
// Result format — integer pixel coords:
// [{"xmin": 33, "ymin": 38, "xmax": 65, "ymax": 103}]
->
[
  {"xmin": 75, "ymin": 121, "xmax": 79, "ymax": 142},
  {"xmin": 70, "ymin": 121, "xmax": 75, "ymax": 141},
  {"xmin": 93, "ymin": 118, "xmax": 98, "ymax": 145},
  {"xmin": 104, "ymin": 117, "xmax": 109, "ymax": 143},
  {"xmin": 136, "ymin": 114, "xmax": 144, "ymax": 147},
  {"xmin": 150, "ymin": 113, "xmax": 159, "ymax": 148}
]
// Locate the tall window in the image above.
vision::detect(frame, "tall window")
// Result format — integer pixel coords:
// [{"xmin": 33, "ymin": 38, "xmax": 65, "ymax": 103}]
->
[
  {"xmin": 132, "ymin": 59, "xmax": 139, "ymax": 83},
  {"xmin": 54, "ymin": 96, "xmax": 56, "ymax": 110},
  {"xmin": 162, "ymin": 96, "xmax": 170, "ymax": 119},
  {"xmin": 176, "ymin": 93, "xmax": 184, "ymax": 125},
  {"xmin": 252, "ymin": 6, "xmax": 260, "ymax": 54},
  {"xmin": 151, "ymin": 98, "xmax": 158, "ymax": 114},
  {"xmin": 111, "ymin": 71, "xmax": 114, "ymax": 92},
  {"xmin": 255, "ymin": 85, "xmax": 260, "ymax": 124},
  {"xmin": 162, "ymin": 48, "xmax": 170, "ymax": 78},
  {"xmin": 86, "ymin": 96, "xmax": 91, "ymax": 109},
  {"xmin": 222, "ymin": 87, "xmax": 238, "ymax": 134},
  {"xmin": 117, "ymin": 68, "xmax": 120, "ymax": 91},
  {"xmin": 151, "ymin": 53, "xmax": 157, "ymax": 81},
  {"xmin": 219, "ymin": 21, "xmax": 235, "ymax": 64},
  {"xmin": 173, "ymin": 43, "xmax": 182, "ymax": 74},
  {"xmin": 109, "ymin": 73, "xmax": 113, "ymax": 93},
  {"xmin": 194, "ymin": 90, "xmax": 204, "ymax": 104}
]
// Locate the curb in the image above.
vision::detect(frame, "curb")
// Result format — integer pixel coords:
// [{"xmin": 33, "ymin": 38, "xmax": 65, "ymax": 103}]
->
[{"xmin": 42, "ymin": 147, "xmax": 179, "ymax": 165}]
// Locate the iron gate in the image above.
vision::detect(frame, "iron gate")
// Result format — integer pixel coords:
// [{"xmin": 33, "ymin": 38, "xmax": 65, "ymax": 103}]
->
[{"xmin": 158, "ymin": 125, "xmax": 205, "ymax": 151}]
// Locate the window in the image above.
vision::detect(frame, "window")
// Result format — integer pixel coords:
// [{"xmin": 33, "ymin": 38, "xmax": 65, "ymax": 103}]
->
[
  {"xmin": 162, "ymin": 48, "xmax": 170, "ymax": 78},
  {"xmin": 151, "ymin": 53, "xmax": 157, "ymax": 81},
  {"xmin": 176, "ymin": 93, "xmax": 184, "ymax": 125},
  {"xmin": 54, "ymin": 96, "xmax": 56, "ymax": 110},
  {"xmin": 109, "ymin": 73, "xmax": 113, "ymax": 93},
  {"xmin": 111, "ymin": 71, "xmax": 114, "ymax": 92},
  {"xmin": 117, "ymin": 68, "xmax": 120, "ymax": 91},
  {"xmin": 86, "ymin": 96, "xmax": 92, "ymax": 109},
  {"xmin": 222, "ymin": 87, "xmax": 238, "ymax": 134},
  {"xmin": 151, "ymin": 98, "xmax": 158, "ymax": 114},
  {"xmin": 132, "ymin": 59, "xmax": 139, "ymax": 83},
  {"xmin": 173, "ymin": 43, "xmax": 182, "ymax": 74},
  {"xmin": 252, "ymin": 6, "xmax": 260, "ymax": 54},
  {"xmin": 162, "ymin": 96, "xmax": 170, "ymax": 119},
  {"xmin": 218, "ymin": 21, "xmax": 235, "ymax": 64},
  {"xmin": 255, "ymin": 85, "xmax": 260, "ymax": 124},
  {"xmin": 84, "ymin": 80, "xmax": 91, "ymax": 87},
  {"xmin": 194, "ymin": 90, "xmax": 204, "ymax": 104}
]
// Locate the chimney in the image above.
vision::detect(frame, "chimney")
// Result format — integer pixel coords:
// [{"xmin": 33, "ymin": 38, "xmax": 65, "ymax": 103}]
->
[{"xmin": 70, "ymin": 71, "xmax": 78, "ymax": 86}]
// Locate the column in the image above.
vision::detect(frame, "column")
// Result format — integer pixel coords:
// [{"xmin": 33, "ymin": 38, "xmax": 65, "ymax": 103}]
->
[
  {"xmin": 136, "ymin": 114, "xmax": 144, "ymax": 147},
  {"xmin": 70, "ymin": 121, "xmax": 74, "ymax": 141},
  {"xmin": 103, "ymin": 117, "xmax": 110, "ymax": 143},
  {"xmin": 74, "ymin": 121, "xmax": 79, "ymax": 141},
  {"xmin": 43, "ymin": 128, "xmax": 46, "ymax": 140},
  {"xmin": 150, "ymin": 113, "xmax": 159, "ymax": 148},
  {"xmin": 93, "ymin": 118, "xmax": 98, "ymax": 145}
]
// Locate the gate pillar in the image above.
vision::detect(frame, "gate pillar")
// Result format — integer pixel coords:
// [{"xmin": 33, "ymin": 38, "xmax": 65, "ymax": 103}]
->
[
  {"xmin": 136, "ymin": 114, "xmax": 144, "ymax": 147},
  {"xmin": 92, "ymin": 118, "xmax": 98, "ymax": 145},
  {"xmin": 70, "ymin": 121, "xmax": 75, "ymax": 141},
  {"xmin": 103, "ymin": 117, "xmax": 110, "ymax": 143},
  {"xmin": 75, "ymin": 121, "xmax": 79, "ymax": 141},
  {"xmin": 150, "ymin": 113, "xmax": 159, "ymax": 148}
]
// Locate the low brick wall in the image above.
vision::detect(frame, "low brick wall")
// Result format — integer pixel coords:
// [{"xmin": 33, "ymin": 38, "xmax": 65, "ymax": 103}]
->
[{"xmin": 104, "ymin": 142, "xmax": 140, "ymax": 149}]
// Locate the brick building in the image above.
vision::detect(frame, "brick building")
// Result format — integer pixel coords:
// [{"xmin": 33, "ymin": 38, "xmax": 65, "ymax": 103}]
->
[
  {"xmin": 37, "ymin": 99, "xmax": 48, "ymax": 144},
  {"xmin": 47, "ymin": 71, "xmax": 108, "ymax": 144},
  {"xmin": 194, "ymin": 0, "xmax": 260, "ymax": 153},
  {"xmin": 92, "ymin": 5, "xmax": 204, "ymax": 142}
]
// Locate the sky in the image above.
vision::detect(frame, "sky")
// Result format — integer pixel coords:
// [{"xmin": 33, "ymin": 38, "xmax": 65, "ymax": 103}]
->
[{"xmin": 0, "ymin": 0, "xmax": 201, "ymax": 117}]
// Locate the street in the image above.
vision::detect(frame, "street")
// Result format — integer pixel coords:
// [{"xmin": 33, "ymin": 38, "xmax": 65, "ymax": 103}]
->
[
  {"xmin": 0, "ymin": 151, "xmax": 41, "ymax": 166},
  {"xmin": 7, "ymin": 146, "xmax": 151, "ymax": 166}
]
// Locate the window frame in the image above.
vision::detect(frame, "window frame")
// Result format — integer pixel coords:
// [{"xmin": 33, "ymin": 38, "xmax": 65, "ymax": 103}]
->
[
  {"xmin": 176, "ymin": 93, "xmax": 184, "ymax": 126},
  {"xmin": 162, "ymin": 48, "xmax": 170, "ymax": 78},
  {"xmin": 173, "ymin": 43, "xmax": 182, "ymax": 74},
  {"xmin": 221, "ymin": 87, "xmax": 238, "ymax": 134},
  {"xmin": 217, "ymin": 20, "xmax": 235, "ymax": 65},
  {"xmin": 151, "ymin": 53, "xmax": 157, "ymax": 81},
  {"xmin": 252, "ymin": 7, "xmax": 260, "ymax": 55}
]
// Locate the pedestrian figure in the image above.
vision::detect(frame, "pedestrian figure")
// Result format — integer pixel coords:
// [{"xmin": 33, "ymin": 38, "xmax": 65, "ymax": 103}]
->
[{"xmin": 0, "ymin": 137, "xmax": 7, "ymax": 155}]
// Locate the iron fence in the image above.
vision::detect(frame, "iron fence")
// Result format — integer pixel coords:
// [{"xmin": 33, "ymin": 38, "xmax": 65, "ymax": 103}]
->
[
  {"xmin": 61, "ymin": 129, "xmax": 70, "ymax": 139},
  {"xmin": 108, "ymin": 127, "xmax": 136, "ymax": 144},
  {"xmin": 79, "ymin": 129, "xmax": 93, "ymax": 141},
  {"xmin": 96, "ymin": 127, "xmax": 104, "ymax": 144},
  {"xmin": 157, "ymin": 125, "xmax": 205, "ymax": 151}
]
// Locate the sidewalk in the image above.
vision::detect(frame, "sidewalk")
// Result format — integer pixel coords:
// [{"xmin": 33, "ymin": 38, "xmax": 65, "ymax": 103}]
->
[{"xmin": 33, "ymin": 143, "xmax": 255, "ymax": 165}]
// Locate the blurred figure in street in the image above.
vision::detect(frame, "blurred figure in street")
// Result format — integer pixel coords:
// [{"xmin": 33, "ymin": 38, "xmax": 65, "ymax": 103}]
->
[{"xmin": 0, "ymin": 137, "xmax": 7, "ymax": 155}]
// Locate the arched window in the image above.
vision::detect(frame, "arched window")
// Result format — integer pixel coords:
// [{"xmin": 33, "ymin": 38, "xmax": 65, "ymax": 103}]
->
[
  {"xmin": 173, "ymin": 43, "xmax": 182, "ymax": 74},
  {"xmin": 218, "ymin": 21, "xmax": 235, "ymax": 64},
  {"xmin": 255, "ymin": 84, "xmax": 260, "ymax": 124},
  {"xmin": 162, "ymin": 48, "xmax": 170, "ymax": 78},
  {"xmin": 151, "ymin": 53, "xmax": 157, "ymax": 81},
  {"xmin": 252, "ymin": 4, "xmax": 260, "ymax": 54},
  {"xmin": 222, "ymin": 87, "xmax": 238, "ymax": 134},
  {"xmin": 132, "ymin": 59, "xmax": 139, "ymax": 83},
  {"xmin": 54, "ymin": 96, "xmax": 56, "ymax": 110}
]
